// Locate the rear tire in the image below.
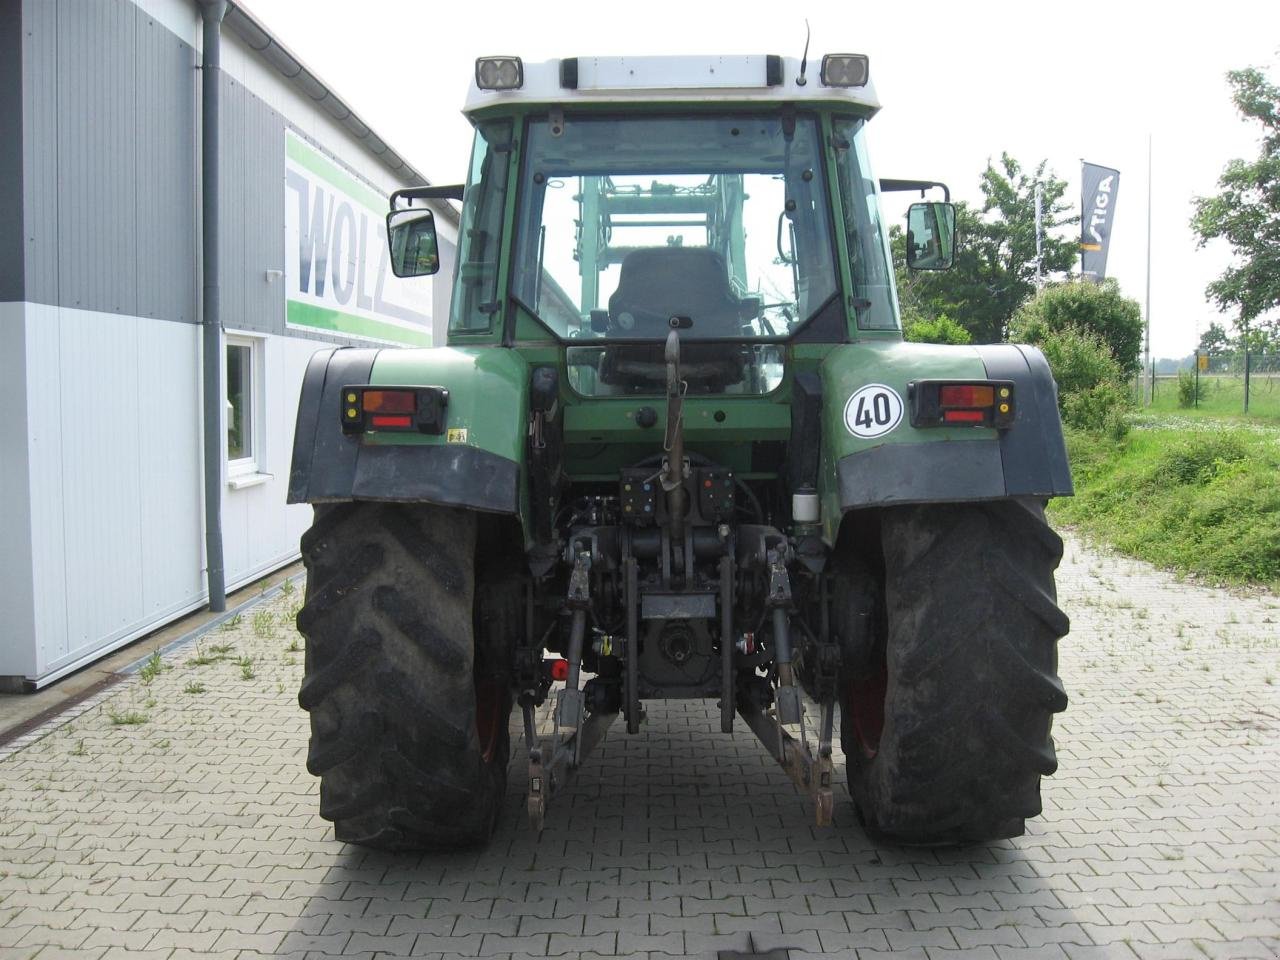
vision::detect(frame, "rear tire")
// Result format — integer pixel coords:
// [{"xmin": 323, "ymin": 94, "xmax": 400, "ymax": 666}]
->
[
  {"xmin": 839, "ymin": 499, "xmax": 1070, "ymax": 844},
  {"xmin": 296, "ymin": 502, "xmax": 512, "ymax": 850}
]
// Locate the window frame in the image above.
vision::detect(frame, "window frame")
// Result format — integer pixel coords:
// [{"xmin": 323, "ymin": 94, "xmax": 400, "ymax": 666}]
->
[
  {"xmin": 224, "ymin": 333, "xmax": 265, "ymax": 482},
  {"xmin": 508, "ymin": 109, "xmax": 847, "ymax": 345}
]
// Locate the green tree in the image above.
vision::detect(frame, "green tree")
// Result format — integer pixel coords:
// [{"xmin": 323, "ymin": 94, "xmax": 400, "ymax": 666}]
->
[
  {"xmin": 1190, "ymin": 66, "xmax": 1280, "ymax": 339},
  {"xmin": 902, "ymin": 311, "xmax": 972, "ymax": 345},
  {"xmin": 1197, "ymin": 321, "xmax": 1233, "ymax": 355},
  {"xmin": 1008, "ymin": 279, "xmax": 1144, "ymax": 375},
  {"xmin": 895, "ymin": 154, "xmax": 1078, "ymax": 343}
]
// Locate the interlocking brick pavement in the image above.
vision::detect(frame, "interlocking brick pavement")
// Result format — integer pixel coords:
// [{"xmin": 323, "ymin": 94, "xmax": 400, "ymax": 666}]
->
[{"xmin": 1, "ymin": 535, "xmax": 1277, "ymax": 959}]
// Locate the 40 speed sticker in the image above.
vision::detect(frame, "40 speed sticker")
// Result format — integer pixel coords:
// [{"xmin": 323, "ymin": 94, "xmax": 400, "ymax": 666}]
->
[{"xmin": 843, "ymin": 383, "xmax": 904, "ymax": 439}]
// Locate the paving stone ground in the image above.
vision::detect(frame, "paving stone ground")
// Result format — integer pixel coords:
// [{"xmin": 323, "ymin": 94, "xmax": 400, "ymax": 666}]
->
[{"xmin": 1, "ymin": 534, "xmax": 1277, "ymax": 960}]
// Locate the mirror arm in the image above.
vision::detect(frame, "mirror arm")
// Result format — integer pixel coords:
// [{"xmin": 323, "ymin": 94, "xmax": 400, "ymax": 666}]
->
[
  {"xmin": 879, "ymin": 179, "xmax": 951, "ymax": 202},
  {"xmin": 391, "ymin": 184, "xmax": 465, "ymax": 208}
]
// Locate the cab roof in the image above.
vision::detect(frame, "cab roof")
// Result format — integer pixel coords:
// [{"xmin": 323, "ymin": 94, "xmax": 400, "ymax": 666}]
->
[{"xmin": 462, "ymin": 55, "xmax": 881, "ymax": 118}]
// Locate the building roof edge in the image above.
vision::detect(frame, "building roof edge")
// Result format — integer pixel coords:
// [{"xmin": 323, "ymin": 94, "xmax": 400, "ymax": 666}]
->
[{"xmin": 222, "ymin": 2, "xmax": 460, "ymax": 225}]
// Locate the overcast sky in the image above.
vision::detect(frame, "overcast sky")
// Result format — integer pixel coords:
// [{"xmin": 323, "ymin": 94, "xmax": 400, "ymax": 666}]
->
[{"xmin": 244, "ymin": 0, "xmax": 1279, "ymax": 357}]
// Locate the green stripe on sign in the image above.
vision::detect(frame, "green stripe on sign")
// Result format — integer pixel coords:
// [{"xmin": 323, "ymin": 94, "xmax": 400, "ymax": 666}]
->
[
  {"xmin": 285, "ymin": 132, "xmax": 387, "ymax": 213},
  {"xmin": 287, "ymin": 300, "xmax": 431, "ymax": 346}
]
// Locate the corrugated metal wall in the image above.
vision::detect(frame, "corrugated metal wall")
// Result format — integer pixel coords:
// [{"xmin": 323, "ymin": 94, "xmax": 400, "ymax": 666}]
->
[
  {"xmin": 3, "ymin": 0, "xmax": 456, "ymax": 684},
  {"xmin": 0, "ymin": 2, "xmax": 23, "ymax": 303},
  {"xmin": 0, "ymin": 304, "xmax": 36, "ymax": 679},
  {"xmin": 219, "ymin": 70, "xmax": 286, "ymax": 337},
  {"xmin": 20, "ymin": 0, "xmax": 198, "ymax": 321}
]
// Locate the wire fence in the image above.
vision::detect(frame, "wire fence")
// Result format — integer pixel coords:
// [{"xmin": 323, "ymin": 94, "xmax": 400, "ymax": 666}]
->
[{"xmin": 1148, "ymin": 350, "xmax": 1280, "ymax": 418}]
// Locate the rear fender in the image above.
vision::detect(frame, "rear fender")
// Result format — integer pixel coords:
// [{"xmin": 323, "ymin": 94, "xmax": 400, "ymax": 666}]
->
[
  {"xmin": 818, "ymin": 340, "xmax": 1072, "ymax": 542},
  {"xmin": 288, "ymin": 346, "xmax": 529, "ymax": 524}
]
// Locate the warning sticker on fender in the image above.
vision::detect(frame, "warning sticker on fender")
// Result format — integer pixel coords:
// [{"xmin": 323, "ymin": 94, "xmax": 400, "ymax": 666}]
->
[{"xmin": 844, "ymin": 384, "xmax": 904, "ymax": 439}]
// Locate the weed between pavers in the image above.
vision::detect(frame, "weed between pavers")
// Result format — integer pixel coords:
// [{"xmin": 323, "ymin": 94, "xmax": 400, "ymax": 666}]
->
[
  {"xmin": 106, "ymin": 707, "xmax": 147, "ymax": 726},
  {"xmin": 252, "ymin": 609, "xmax": 279, "ymax": 639},
  {"xmin": 187, "ymin": 641, "xmax": 237, "ymax": 667},
  {"xmin": 138, "ymin": 650, "xmax": 167, "ymax": 683}
]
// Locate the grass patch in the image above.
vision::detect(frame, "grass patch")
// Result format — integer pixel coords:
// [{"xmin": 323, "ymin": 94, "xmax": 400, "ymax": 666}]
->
[
  {"xmin": 1051, "ymin": 424, "xmax": 1280, "ymax": 586},
  {"xmin": 1150, "ymin": 373, "xmax": 1280, "ymax": 421},
  {"xmin": 187, "ymin": 641, "xmax": 238, "ymax": 667},
  {"xmin": 183, "ymin": 681, "xmax": 206, "ymax": 695},
  {"xmin": 107, "ymin": 708, "xmax": 148, "ymax": 726},
  {"xmin": 236, "ymin": 656, "xmax": 255, "ymax": 680}
]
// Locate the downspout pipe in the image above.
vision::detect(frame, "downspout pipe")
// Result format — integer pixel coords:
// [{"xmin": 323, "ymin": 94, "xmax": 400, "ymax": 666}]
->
[{"xmin": 199, "ymin": 0, "xmax": 227, "ymax": 612}]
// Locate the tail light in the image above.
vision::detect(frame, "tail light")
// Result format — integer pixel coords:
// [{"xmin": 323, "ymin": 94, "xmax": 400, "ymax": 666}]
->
[
  {"xmin": 340, "ymin": 385, "xmax": 450, "ymax": 435},
  {"xmin": 909, "ymin": 380, "xmax": 1015, "ymax": 429}
]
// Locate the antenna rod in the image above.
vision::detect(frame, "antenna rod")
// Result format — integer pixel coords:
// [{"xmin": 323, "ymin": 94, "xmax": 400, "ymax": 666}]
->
[{"xmin": 797, "ymin": 19, "xmax": 810, "ymax": 85}]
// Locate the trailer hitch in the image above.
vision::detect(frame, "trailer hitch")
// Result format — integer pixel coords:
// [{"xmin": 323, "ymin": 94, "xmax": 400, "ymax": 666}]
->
[
  {"xmin": 738, "ymin": 549, "xmax": 835, "ymax": 826},
  {"xmin": 525, "ymin": 546, "xmax": 619, "ymax": 833},
  {"xmin": 738, "ymin": 689, "xmax": 835, "ymax": 827}
]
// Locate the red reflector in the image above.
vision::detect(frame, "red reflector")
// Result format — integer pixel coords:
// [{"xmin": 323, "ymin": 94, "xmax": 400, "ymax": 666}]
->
[
  {"xmin": 548, "ymin": 659, "xmax": 570, "ymax": 682},
  {"xmin": 943, "ymin": 409, "xmax": 986, "ymax": 423},
  {"xmin": 940, "ymin": 385, "xmax": 994, "ymax": 408},
  {"xmin": 370, "ymin": 414, "xmax": 412, "ymax": 428},
  {"xmin": 363, "ymin": 390, "xmax": 416, "ymax": 413}
]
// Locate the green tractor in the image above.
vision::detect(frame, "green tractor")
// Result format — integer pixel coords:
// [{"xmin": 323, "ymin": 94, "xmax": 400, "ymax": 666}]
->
[{"xmin": 288, "ymin": 53, "xmax": 1072, "ymax": 849}]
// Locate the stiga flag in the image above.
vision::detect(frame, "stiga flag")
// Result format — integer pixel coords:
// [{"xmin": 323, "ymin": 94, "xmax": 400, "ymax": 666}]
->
[{"xmin": 1080, "ymin": 162, "xmax": 1120, "ymax": 279}]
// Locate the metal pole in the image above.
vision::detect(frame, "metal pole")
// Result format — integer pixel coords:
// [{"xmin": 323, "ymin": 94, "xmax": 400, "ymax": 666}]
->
[
  {"xmin": 199, "ymin": 1, "xmax": 228, "ymax": 612},
  {"xmin": 1194, "ymin": 351, "xmax": 1199, "ymax": 409},
  {"xmin": 1143, "ymin": 133, "xmax": 1152, "ymax": 407},
  {"xmin": 1244, "ymin": 344, "xmax": 1251, "ymax": 414},
  {"xmin": 1034, "ymin": 180, "xmax": 1044, "ymax": 287}
]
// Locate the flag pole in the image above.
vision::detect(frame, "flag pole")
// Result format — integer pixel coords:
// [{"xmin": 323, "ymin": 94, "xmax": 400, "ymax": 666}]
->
[
  {"xmin": 1144, "ymin": 133, "xmax": 1152, "ymax": 406},
  {"xmin": 1034, "ymin": 180, "xmax": 1044, "ymax": 287}
]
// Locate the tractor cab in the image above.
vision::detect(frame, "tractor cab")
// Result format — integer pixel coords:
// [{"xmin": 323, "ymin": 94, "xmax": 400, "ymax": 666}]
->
[{"xmin": 389, "ymin": 55, "xmax": 940, "ymax": 398}]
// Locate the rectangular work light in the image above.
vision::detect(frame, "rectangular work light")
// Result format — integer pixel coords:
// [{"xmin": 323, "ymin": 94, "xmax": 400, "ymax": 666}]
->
[
  {"xmin": 820, "ymin": 54, "xmax": 870, "ymax": 88},
  {"xmin": 475, "ymin": 57, "xmax": 524, "ymax": 90}
]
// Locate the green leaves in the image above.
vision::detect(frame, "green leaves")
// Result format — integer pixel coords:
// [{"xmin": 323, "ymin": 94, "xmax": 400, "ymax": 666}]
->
[
  {"xmin": 894, "ymin": 153, "xmax": 1078, "ymax": 343},
  {"xmin": 1190, "ymin": 66, "xmax": 1280, "ymax": 332},
  {"xmin": 1009, "ymin": 279, "xmax": 1144, "ymax": 375}
]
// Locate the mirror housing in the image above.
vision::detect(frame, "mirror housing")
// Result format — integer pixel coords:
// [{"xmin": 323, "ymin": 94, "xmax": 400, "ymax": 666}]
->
[
  {"xmin": 386, "ymin": 208, "xmax": 440, "ymax": 278},
  {"xmin": 905, "ymin": 202, "xmax": 956, "ymax": 271}
]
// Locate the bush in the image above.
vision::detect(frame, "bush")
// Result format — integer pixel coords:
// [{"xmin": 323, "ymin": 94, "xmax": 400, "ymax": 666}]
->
[
  {"xmin": 1176, "ymin": 369, "xmax": 1204, "ymax": 408},
  {"xmin": 1063, "ymin": 381, "xmax": 1131, "ymax": 439},
  {"xmin": 903, "ymin": 312, "xmax": 972, "ymax": 345},
  {"xmin": 1038, "ymin": 324, "xmax": 1123, "ymax": 395},
  {"xmin": 1033, "ymin": 324, "xmax": 1131, "ymax": 437},
  {"xmin": 1009, "ymin": 279, "xmax": 1144, "ymax": 375}
]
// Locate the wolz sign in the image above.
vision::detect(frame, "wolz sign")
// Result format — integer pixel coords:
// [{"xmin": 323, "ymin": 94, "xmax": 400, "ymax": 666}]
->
[
  {"xmin": 284, "ymin": 131, "xmax": 434, "ymax": 346},
  {"xmin": 1080, "ymin": 162, "xmax": 1120, "ymax": 280}
]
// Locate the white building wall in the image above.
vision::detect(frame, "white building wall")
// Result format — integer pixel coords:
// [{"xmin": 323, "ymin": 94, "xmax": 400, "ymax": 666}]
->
[{"xmin": 1, "ymin": 0, "xmax": 459, "ymax": 685}]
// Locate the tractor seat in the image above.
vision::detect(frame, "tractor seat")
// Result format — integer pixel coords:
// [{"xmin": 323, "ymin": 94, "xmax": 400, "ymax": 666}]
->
[{"xmin": 600, "ymin": 247, "xmax": 749, "ymax": 391}]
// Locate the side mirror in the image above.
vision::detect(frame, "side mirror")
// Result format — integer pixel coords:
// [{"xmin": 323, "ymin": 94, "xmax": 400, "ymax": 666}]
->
[
  {"xmin": 905, "ymin": 202, "xmax": 956, "ymax": 271},
  {"xmin": 386, "ymin": 208, "xmax": 440, "ymax": 278}
]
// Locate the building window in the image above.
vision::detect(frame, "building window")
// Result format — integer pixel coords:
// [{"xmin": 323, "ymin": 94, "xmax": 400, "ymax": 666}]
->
[{"xmin": 225, "ymin": 336, "xmax": 261, "ymax": 477}]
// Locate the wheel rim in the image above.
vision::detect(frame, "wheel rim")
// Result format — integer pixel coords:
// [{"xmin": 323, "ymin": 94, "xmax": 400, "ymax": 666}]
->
[
  {"xmin": 847, "ymin": 660, "xmax": 887, "ymax": 759},
  {"xmin": 474, "ymin": 678, "xmax": 504, "ymax": 764}
]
